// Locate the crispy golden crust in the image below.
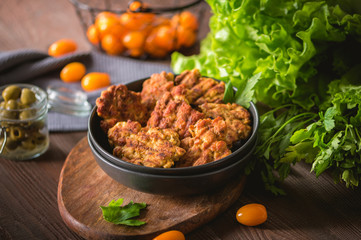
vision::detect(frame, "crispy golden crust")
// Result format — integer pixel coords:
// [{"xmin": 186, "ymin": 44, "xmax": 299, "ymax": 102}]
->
[
  {"xmin": 174, "ymin": 69, "xmax": 225, "ymax": 105},
  {"xmin": 147, "ymin": 91, "xmax": 204, "ymax": 139},
  {"xmin": 174, "ymin": 68, "xmax": 201, "ymax": 87},
  {"xmin": 107, "ymin": 120, "xmax": 142, "ymax": 147},
  {"xmin": 141, "ymin": 71, "xmax": 174, "ymax": 111},
  {"xmin": 177, "ymin": 117, "xmax": 232, "ymax": 167},
  {"xmin": 109, "ymin": 121, "xmax": 185, "ymax": 168},
  {"xmin": 199, "ymin": 102, "xmax": 252, "ymax": 141},
  {"xmin": 96, "ymin": 84, "xmax": 149, "ymax": 132},
  {"xmin": 193, "ymin": 80, "xmax": 225, "ymax": 105}
]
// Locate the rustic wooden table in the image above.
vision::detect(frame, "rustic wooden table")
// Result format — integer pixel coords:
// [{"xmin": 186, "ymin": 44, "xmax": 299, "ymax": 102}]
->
[{"xmin": 1, "ymin": 0, "xmax": 361, "ymax": 239}]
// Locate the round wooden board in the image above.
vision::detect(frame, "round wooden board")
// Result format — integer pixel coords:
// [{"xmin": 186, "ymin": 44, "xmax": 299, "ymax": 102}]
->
[{"xmin": 57, "ymin": 137, "xmax": 246, "ymax": 240}]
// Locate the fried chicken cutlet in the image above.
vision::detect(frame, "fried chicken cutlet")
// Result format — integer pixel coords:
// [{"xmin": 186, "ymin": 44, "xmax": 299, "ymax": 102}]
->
[
  {"xmin": 141, "ymin": 71, "xmax": 174, "ymax": 111},
  {"xmin": 96, "ymin": 84, "xmax": 149, "ymax": 132},
  {"xmin": 199, "ymin": 102, "xmax": 252, "ymax": 141},
  {"xmin": 177, "ymin": 117, "xmax": 232, "ymax": 167},
  {"xmin": 147, "ymin": 85, "xmax": 204, "ymax": 139},
  {"xmin": 108, "ymin": 120, "xmax": 185, "ymax": 168},
  {"xmin": 174, "ymin": 68, "xmax": 225, "ymax": 105}
]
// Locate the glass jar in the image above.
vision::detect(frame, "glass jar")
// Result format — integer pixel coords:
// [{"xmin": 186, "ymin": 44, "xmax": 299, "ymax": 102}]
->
[{"xmin": 0, "ymin": 84, "xmax": 49, "ymax": 161}]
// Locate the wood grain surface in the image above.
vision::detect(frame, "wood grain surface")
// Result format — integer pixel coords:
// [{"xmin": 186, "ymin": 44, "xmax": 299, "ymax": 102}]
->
[
  {"xmin": 2, "ymin": 0, "xmax": 361, "ymax": 240},
  {"xmin": 58, "ymin": 137, "xmax": 246, "ymax": 240}
]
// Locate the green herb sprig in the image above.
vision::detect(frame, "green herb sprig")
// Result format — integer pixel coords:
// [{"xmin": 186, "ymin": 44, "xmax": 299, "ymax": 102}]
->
[{"xmin": 100, "ymin": 198, "xmax": 147, "ymax": 226}]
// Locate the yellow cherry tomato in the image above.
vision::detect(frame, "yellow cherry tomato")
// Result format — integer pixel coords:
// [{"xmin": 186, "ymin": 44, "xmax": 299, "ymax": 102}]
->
[
  {"xmin": 153, "ymin": 230, "xmax": 185, "ymax": 240},
  {"xmin": 81, "ymin": 72, "xmax": 110, "ymax": 91},
  {"xmin": 60, "ymin": 62, "xmax": 86, "ymax": 83},
  {"xmin": 48, "ymin": 39, "xmax": 77, "ymax": 57},
  {"xmin": 236, "ymin": 203, "xmax": 267, "ymax": 226}
]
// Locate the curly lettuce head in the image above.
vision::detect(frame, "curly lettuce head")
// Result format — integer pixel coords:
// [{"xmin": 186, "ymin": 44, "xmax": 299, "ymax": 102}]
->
[{"xmin": 172, "ymin": 0, "xmax": 361, "ymax": 110}]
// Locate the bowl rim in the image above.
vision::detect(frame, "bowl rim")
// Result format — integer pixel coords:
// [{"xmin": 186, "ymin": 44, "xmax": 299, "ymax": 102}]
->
[{"xmin": 88, "ymin": 77, "xmax": 259, "ymax": 175}]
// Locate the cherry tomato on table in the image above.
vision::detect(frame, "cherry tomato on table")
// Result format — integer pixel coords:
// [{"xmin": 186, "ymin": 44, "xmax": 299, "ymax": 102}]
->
[
  {"xmin": 236, "ymin": 203, "xmax": 267, "ymax": 226},
  {"xmin": 60, "ymin": 62, "xmax": 86, "ymax": 83},
  {"xmin": 81, "ymin": 72, "xmax": 110, "ymax": 91},
  {"xmin": 153, "ymin": 230, "xmax": 185, "ymax": 240},
  {"xmin": 48, "ymin": 39, "xmax": 77, "ymax": 57}
]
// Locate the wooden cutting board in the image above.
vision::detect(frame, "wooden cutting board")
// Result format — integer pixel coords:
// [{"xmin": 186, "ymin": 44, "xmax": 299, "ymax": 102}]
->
[{"xmin": 57, "ymin": 137, "xmax": 246, "ymax": 240}]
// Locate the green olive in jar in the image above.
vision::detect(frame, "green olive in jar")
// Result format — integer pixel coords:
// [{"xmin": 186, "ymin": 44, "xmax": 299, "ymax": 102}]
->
[
  {"xmin": 29, "ymin": 119, "xmax": 45, "ymax": 130},
  {"xmin": 8, "ymin": 126, "xmax": 25, "ymax": 141},
  {"xmin": 5, "ymin": 99, "xmax": 18, "ymax": 110},
  {"xmin": 2, "ymin": 85, "xmax": 21, "ymax": 101},
  {"xmin": 0, "ymin": 110, "xmax": 16, "ymax": 119},
  {"xmin": 2, "ymin": 100, "xmax": 18, "ymax": 119},
  {"xmin": 21, "ymin": 138, "xmax": 36, "ymax": 150},
  {"xmin": 34, "ymin": 132, "xmax": 46, "ymax": 144},
  {"xmin": 4, "ymin": 138, "xmax": 18, "ymax": 151},
  {"xmin": 20, "ymin": 88, "xmax": 36, "ymax": 105},
  {"xmin": 19, "ymin": 109, "xmax": 36, "ymax": 120}
]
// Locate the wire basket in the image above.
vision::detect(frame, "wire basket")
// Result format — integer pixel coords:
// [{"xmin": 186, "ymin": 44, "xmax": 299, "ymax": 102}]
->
[{"xmin": 69, "ymin": 0, "xmax": 206, "ymax": 59}]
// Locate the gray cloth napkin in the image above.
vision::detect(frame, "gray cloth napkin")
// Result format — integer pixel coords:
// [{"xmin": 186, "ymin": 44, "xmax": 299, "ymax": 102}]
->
[{"xmin": 0, "ymin": 49, "xmax": 172, "ymax": 132}]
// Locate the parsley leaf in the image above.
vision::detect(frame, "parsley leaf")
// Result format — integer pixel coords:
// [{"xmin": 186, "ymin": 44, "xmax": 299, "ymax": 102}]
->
[{"xmin": 100, "ymin": 199, "xmax": 147, "ymax": 226}]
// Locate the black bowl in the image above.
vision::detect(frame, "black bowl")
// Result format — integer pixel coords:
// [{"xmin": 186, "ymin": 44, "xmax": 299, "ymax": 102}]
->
[
  {"xmin": 88, "ymin": 78, "xmax": 259, "ymax": 176},
  {"xmin": 87, "ymin": 77, "xmax": 259, "ymax": 195},
  {"xmin": 88, "ymin": 132, "xmax": 257, "ymax": 195}
]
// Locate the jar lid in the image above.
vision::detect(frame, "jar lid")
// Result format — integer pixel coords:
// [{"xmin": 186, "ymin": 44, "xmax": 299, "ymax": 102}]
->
[{"xmin": 47, "ymin": 86, "xmax": 91, "ymax": 117}]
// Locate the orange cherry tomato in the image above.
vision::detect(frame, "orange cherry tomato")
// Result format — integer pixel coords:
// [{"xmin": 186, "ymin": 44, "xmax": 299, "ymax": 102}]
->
[
  {"xmin": 60, "ymin": 62, "xmax": 86, "ymax": 83},
  {"xmin": 101, "ymin": 34, "xmax": 125, "ymax": 55},
  {"xmin": 153, "ymin": 25, "xmax": 176, "ymax": 52},
  {"xmin": 128, "ymin": 1, "xmax": 143, "ymax": 12},
  {"xmin": 153, "ymin": 230, "xmax": 185, "ymax": 240},
  {"xmin": 236, "ymin": 203, "xmax": 267, "ymax": 226},
  {"xmin": 95, "ymin": 11, "xmax": 118, "ymax": 21},
  {"xmin": 144, "ymin": 32, "xmax": 168, "ymax": 58},
  {"xmin": 81, "ymin": 72, "xmax": 110, "ymax": 91},
  {"xmin": 87, "ymin": 24, "xmax": 100, "ymax": 45},
  {"xmin": 119, "ymin": 12, "xmax": 155, "ymax": 31},
  {"xmin": 122, "ymin": 31, "xmax": 146, "ymax": 49},
  {"xmin": 170, "ymin": 14, "xmax": 180, "ymax": 27},
  {"xmin": 95, "ymin": 12, "xmax": 123, "ymax": 39},
  {"xmin": 179, "ymin": 11, "xmax": 198, "ymax": 31},
  {"xmin": 176, "ymin": 25, "xmax": 197, "ymax": 48},
  {"xmin": 128, "ymin": 48, "xmax": 144, "ymax": 58},
  {"xmin": 153, "ymin": 16, "xmax": 171, "ymax": 27},
  {"xmin": 48, "ymin": 39, "xmax": 77, "ymax": 57}
]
